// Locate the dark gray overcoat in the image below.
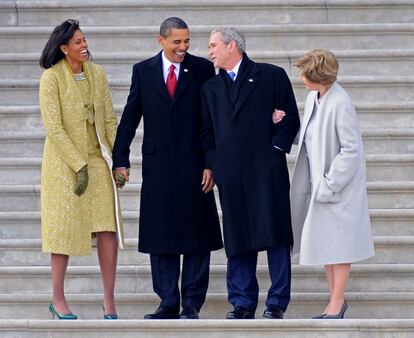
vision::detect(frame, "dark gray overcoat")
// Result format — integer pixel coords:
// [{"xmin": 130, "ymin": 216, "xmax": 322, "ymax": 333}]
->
[
  {"xmin": 201, "ymin": 55, "xmax": 300, "ymax": 257},
  {"xmin": 113, "ymin": 52, "xmax": 223, "ymax": 254}
]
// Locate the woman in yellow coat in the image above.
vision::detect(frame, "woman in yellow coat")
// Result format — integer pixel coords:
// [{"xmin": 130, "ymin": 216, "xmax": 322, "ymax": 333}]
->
[{"xmin": 39, "ymin": 19, "xmax": 124, "ymax": 319}]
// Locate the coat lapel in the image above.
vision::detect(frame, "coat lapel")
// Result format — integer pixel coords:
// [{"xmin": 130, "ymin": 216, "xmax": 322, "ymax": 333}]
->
[
  {"xmin": 232, "ymin": 57, "xmax": 259, "ymax": 117},
  {"xmin": 147, "ymin": 52, "xmax": 171, "ymax": 104},
  {"xmin": 298, "ymin": 91, "xmax": 318, "ymax": 147},
  {"xmin": 59, "ymin": 60, "xmax": 84, "ymax": 111},
  {"xmin": 211, "ymin": 73, "xmax": 234, "ymax": 116},
  {"xmin": 170, "ymin": 54, "xmax": 195, "ymax": 107}
]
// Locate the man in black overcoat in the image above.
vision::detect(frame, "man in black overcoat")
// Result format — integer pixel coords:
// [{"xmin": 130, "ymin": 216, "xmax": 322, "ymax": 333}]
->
[
  {"xmin": 201, "ymin": 27, "xmax": 300, "ymax": 319},
  {"xmin": 112, "ymin": 17, "xmax": 223, "ymax": 320}
]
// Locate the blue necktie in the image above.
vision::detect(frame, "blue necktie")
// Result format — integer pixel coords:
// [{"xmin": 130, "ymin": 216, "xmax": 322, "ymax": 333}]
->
[{"xmin": 228, "ymin": 71, "xmax": 236, "ymax": 81}]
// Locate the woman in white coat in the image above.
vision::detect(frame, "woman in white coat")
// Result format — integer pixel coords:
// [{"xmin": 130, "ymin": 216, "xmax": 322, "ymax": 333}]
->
[{"xmin": 275, "ymin": 49, "xmax": 374, "ymax": 319}]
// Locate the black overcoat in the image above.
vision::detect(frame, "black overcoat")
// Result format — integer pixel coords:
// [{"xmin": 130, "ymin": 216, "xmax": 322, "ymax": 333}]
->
[
  {"xmin": 113, "ymin": 52, "xmax": 223, "ymax": 254},
  {"xmin": 201, "ymin": 55, "xmax": 300, "ymax": 257}
]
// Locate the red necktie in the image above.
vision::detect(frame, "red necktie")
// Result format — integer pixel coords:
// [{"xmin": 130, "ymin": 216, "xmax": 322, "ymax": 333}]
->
[{"xmin": 166, "ymin": 64, "xmax": 177, "ymax": 97}]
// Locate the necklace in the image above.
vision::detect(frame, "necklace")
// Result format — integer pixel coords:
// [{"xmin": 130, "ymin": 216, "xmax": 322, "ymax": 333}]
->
[{"xmin": 73, "ymin": 72, "xmax": 87, "ymax": 81}]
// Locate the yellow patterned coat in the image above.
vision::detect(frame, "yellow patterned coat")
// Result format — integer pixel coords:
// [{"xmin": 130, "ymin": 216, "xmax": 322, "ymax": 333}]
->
[{"xmin": 39, "ymin": 59, "xmax": 124, "ymax": 256}]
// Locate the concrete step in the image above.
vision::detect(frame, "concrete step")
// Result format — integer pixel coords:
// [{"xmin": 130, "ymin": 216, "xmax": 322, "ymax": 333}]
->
[
  {"xmin": 1, "ymin": 319, "xmax": 414, "ymax": 338},
  {"xmin": 1, "ymin": 181, "xmax": 414, "ymax": 212},
  {"xmin": 3, "ymin": 49, "xmax": 414, "ymax": 79},
  {"xmin": 2, "ymin": 101, "xmax": 413, "ymax": 133},
  {"xmin": 2, "ymin": 208, "xmax": 412, "ymax": 240},
  {"xmin": 0, "ymin": 237, "xmax": 412, "ymax": 266},
  {"xmin": 1, "ymin": 24, "xmax": 413, "ymax": 53},
  {"xmin": 0, "ymin": 264, "xmax": 412, "ymax": 295},
  {"xmin": 4, "ymin": 0, "xmax": 414, "ymax": 27},
  {"xmin": 1, "ymin": 76, "xmax": 413, "ymax": 105},
  {"xmin": 1, "ymin": 153, "xmax": 414, "ymax": 187},
  {"xmin": 0, "ymin": 292, "xmax": 413, "ymax": 320},
  {"xmin": 1, "ymin": 127, "xmax": 413, "ymax": 158}
]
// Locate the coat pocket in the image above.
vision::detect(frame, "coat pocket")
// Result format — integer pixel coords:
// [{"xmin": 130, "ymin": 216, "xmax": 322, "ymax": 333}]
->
[
  {"xmin": 141, "ymin": 143, "xmax": 155, "ymax": 154},
  {"xmin": 315, "ymin": 176, "xmax": 341, "ymax": 203}
]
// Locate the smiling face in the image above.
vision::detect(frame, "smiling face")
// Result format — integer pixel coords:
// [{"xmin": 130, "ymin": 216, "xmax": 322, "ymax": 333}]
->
[
  {"xmin": 158, "ymin": 28, "xmax": 190, "ymax": 63},
  {"xmin": 60, "ymin": 29, "xmax": 88, "ymax": 69}
]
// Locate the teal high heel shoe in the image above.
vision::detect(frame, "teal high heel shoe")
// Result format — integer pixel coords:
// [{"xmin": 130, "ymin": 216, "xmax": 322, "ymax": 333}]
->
[
  {"xmin": 102, "ymin": 304, "xmax": 118, "ymax": 320},
  {"xmin": 49, "ymin": 303, "xmax": 78, "ymax": 320}
]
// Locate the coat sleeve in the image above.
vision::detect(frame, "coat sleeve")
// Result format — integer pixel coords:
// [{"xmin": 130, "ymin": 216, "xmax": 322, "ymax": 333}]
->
[
  {"xmin": 112, "ymin": 64, "xmax": 143, "ymax": 168},
  {"xmin": 324, "ymin": 95, "xmax": 361, "ymax": 193},
  {"xmin": 97, "ymin": 66, "xmax": 118, "ymax": 150},
  {"xmin": 200, "ymin": 84, "xmax": 216, "ymax": 169},
  {"xmin": 39, "ymin": 70, "xmax": 86, "ymax": 173},
  {"xmin": 272, "ymin": 68, "xmax": 300, "ymax": 153}
]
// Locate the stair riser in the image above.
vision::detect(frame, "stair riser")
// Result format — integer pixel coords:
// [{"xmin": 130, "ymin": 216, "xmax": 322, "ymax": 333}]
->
[
  {"xmin": 1, "ymin": 185, "xmax": 412, "ymax": 211},
  {"xmin": 0, "ymin": 297, "xmax": 413, "ymax": 320},
  {"xmin": 2, "ymin": 81, "xmax": 413, "ymax": 105},
  {"xmin": 11, "ymin": 4, "xmax": 414, "ymax": 27},
  {"xmin": 1, "ymin": 269, "xmax": 413, "ymax": 294},
  {"xmin": 1, "ymin": 30, "xmax": 413, "ymax": 53},
  {"xmin": 0, "ymin": 243, "xmax": 412, "ymax": 266},
  {"xmin": 0, "ymin": 134, "xmax": 412, "ymax": 157},
  {"xmin": 1, "ymin": 212, "xmax": 412, "ymax": 240},
  {"xmin": 3, "ymin": 57, "xmax": 414, "ymax": 79},
  {"xmin": 2, "ymin": 159, "xmax": 413, "ymax": 185},
  {"xmin": 2, "ymin": 109, "xmax": 414, "ymax": 133},
  {"xmin": 0, "ymin": 327, "xmax": 412, "ymax": 338}
]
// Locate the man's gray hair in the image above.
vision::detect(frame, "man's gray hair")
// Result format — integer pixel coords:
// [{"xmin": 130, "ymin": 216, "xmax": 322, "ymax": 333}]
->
[
  {"xmin": 159, "ymin": 17, "xmax": 188, "ymax": 37},
  {"xmin": 211, "ymin": 27, "xmax": 246, "ymax": 53}
]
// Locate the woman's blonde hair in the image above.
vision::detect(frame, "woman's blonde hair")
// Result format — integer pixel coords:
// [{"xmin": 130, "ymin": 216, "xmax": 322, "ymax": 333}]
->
[{"xmin": 295, "ymin": 49, "xmax": 339, "ymax": 85}]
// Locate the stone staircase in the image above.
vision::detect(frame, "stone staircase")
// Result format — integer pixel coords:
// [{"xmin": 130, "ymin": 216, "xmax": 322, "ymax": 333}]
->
[{"xmin": 1, "ymin": 0, "xmax": 414, "ymax": 336}]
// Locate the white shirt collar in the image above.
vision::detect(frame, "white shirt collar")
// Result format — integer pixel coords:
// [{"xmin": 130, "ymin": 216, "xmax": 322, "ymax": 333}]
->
[
  {"xmin": 161, "ymin": 51, "xmax": 180, "ymax": 82},
  {"xmin": 227, "ymin": 58, "xmax": 243, "ymax": 80}
]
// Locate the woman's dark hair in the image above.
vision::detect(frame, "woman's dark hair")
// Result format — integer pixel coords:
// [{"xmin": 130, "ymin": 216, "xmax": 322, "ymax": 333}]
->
[{"xmin": 39, "ymin": 19, "xmax": 88, "ymax": 69}]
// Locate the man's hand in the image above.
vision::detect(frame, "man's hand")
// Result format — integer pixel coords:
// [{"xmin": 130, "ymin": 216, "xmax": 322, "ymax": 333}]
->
[
  {"xmin": 201, "ymin": 169, "xmax": 215, "ymax": 193},
  {"xmin": 113, "ymin": 167, "xmax": 129, "ymax": 188},
  {"xmin": 272, "ymin": 109, "xmax": 286, "ymax": 124}
]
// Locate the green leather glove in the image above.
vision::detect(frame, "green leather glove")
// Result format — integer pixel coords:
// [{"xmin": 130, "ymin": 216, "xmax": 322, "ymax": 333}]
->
[{"xmin": 74, "ymin": 164, "xmax": 89, "ymax": 196}]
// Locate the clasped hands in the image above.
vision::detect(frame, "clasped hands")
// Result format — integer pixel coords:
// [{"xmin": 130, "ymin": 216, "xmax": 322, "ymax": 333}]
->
[{"xmin": 113, "ymin": 167, "xmax": 130, "ymax": 188}]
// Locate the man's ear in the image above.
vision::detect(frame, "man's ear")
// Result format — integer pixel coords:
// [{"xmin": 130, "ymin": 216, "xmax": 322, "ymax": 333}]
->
[
  {"xmin": 157, "ymin": 35, "xmax": 164, "ymax": 47},
  {"xmin": 228, "ymin": 40, "xmax": 236, "ymax": 53}
]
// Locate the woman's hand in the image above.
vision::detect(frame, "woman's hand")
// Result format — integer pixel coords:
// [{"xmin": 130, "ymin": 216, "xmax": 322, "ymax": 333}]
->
[
  {"xmin": 272, "ymin": 109, "xmax": 286, "ymax": 124},
  {"xmin": 74, "ymin": 165, "xmax": 89, "ymax": 196}
]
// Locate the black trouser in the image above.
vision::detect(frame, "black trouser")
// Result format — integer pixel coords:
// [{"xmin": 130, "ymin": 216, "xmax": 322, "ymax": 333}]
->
[{"xmin": 150, "ymin": 253, "xmax": 211, "ymax": 310}]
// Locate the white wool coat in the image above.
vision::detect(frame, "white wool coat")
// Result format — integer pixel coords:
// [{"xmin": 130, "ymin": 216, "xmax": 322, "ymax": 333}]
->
[{"xmin": 291, "ymin": 82, "xmax": 375, "ymax": 265}]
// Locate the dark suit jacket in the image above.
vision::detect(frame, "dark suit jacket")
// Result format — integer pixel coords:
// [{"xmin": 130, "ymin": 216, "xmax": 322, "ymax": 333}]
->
[
  {"xmin": 113, "ymin": 51, "xmax": 223, "ymax": 254},
  {"xmin": 201, "ymin": 54, "xmax": 300, "ymax": 257}
]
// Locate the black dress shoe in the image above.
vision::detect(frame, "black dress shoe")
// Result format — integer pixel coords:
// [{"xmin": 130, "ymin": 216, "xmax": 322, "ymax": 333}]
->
[
  {"xmin": 226, "ymin": 307, "xmax": 254, "ymax": 319},
  {"xmin": 263, "ymin": 306, "xmax": 284, "ymax": 319},
  {"xmin": 179, "ymin": 306, "xmax": 199, "ymax": 319},
  {"xmin": 143, "ymin": 306, "xmax": 179, "ymax": 319}
]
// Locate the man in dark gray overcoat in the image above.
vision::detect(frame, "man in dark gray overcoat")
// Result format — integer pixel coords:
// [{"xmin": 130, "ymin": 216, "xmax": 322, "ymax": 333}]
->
[
  {"xmin": 112, "ymin": 17, "xmax": 223, "ymax": 320},
  {"xmin": 201, "ymin": 27, "xmax": 300, "ymax": 319}
]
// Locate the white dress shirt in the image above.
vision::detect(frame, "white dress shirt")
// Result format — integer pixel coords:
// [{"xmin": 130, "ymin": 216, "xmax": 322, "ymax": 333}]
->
[
  {"xmin": 162, "ymin": 51, "xmax": 180, "ymax": 82},
  {"xmin": 226, "ymin": 58, "xmax": 242, "ymax": 81}
]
